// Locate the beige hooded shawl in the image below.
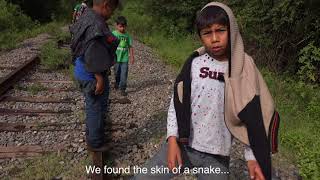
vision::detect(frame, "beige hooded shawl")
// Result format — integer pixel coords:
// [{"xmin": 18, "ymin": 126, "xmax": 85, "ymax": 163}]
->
[
  {"xmin": 173, "ymin": 2, "xmax": 280, "ymax": 179},
  {"xmin": 196, "ymin": 2, "xmax": 275, "ymax": 145}
]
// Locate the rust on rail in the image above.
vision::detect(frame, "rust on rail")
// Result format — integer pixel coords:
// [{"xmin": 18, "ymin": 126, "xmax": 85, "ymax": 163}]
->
[
  {"xmin": 0, "ymin": 108, "xmax": 72, "ymax": 116},
  {"xmin": 0, "ymin": 66, "xmax": 16, "ymax": 70},
  {"xmin": 0, "ymin": 122, "xmax": 82, "ymax": 132},
  {"xmin": 0, "ymin": 122, "xmax": 129, "ymax": 133},
  {"xmin": 26, "ymin": 79, "xmax": 74, "ymax": 84},
  {"xmin": 0, "ymin": 56, "xmax": 40, "ymax": 96},
  {"xmin": 0, "ymin": 144, "xmax": 65, "ymax": 158},
  {"xmin": 0, "ymin": 96, "xmax": 75, "ymax": 103},
  {"xmin": 15, "ymin": 86, "xmax": 77, "ymax": 93}
]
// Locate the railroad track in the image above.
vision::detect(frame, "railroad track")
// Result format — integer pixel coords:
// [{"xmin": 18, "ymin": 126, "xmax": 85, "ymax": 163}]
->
[
  {"xmin": 0, "ymin": 44, "xmax": 133, "ymax": 179},
  {"xmin": 0, "ymin": 55, "xmax": 84, "ymax": 162},
  {"xmin": 0, "ymin": 35, "xmax": 170, "ymax": 180}
]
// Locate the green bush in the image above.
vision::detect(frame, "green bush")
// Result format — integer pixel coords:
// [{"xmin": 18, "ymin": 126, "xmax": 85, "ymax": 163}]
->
[
  {"xmin": 0, "ymin": 0, "xmax": 35, "ymax": 32},
  {"xmin": 263, "ymin": 70, "xmax": 320, "ymax": 179},
  {"xmin": 7, "ymin": 0, "xmax": 76, "ymax": 22},
  {"xmin": 121, "ymin": 0, "xmax": 320, "ymax": 83},
  {"xmin": 298, "ymin": 42, "xmax": 320, "ymax": 83},
  {"xmin": 143, "ymin": 0, "xmax": 213, "ymax": 34},
  {"xmin": 40, "ymin": 41, "xmax": 71, "ymax": 70},
  {"xmin": 0, "ymin": 21, "xmax": 66, "ymax": 51},
  {"xmin": 120, "ymin": 0, "xmax": 200, "ymax": 69},
  {"xmin": 0, "ymin": 0, "xmax": 37, "ymax": 50},
  {"xmin": 0, "ymin": 0, "xmax": 69, "ymax": 51},
  {"xmin": 229, "ymin": 0, "xmax": 320, "ymax": 80},
  {"xmin": 0, "ymin": 0, "xmax": 35, "ymax": 33}
]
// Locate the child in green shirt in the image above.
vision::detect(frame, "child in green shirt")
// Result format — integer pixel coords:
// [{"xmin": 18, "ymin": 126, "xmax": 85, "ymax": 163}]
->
[{"xmin": 112, "ymin": 16, "xmax": 134, "ymax": 96}]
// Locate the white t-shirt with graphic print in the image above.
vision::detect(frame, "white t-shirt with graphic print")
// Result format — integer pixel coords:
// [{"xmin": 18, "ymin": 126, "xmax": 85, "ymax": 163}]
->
[{"xmin": 167, "ymin": 53, "xmax": 255, "ymax": 160}]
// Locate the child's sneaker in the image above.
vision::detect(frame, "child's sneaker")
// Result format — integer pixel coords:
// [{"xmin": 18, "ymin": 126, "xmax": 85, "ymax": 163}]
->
[{"xmin": 120, "ymin": 90, "xmax": 127, "ymax": 96}]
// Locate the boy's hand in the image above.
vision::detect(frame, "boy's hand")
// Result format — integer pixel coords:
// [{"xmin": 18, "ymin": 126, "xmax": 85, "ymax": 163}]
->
[
  {"xmin": 94, "ymin": 74, "xmax": 104, "ymax": 95},
  {"xmin": 130, "ymin": 57, "xmax": 134, "ymax": 65},
  {"xmin": 167, "ymin": 136, "xmax": 183, "ymax": 170},
  {"xmin": 247, "ymin": 160, "xmax": 265, "ymax": 180},
  {"xmin": 129, "ymin": 48, "xmax": 134, "ymax": 64}
]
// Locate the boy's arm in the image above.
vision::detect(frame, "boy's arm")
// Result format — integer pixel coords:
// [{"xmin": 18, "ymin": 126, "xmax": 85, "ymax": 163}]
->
[
  {"xmin": 94, "ymin": 73, "xmax": 104, "ymax": 95},
  {"xmin": 245, "ymin": 146, "xmax": 265, "ymax": 180},
  {"xmin": 167, "ymin": 96, "xmax": 179, "ymax": 139},
  {"xmin": 129, "ymin": 47, "xmax": 134, "ymax": 64},
  {"xmin": 166, "ymin": 96, "xmax": 183, "ymax": 170},
  {"xmin": 244, "ymin": 146, "xmax": 256, "ymax": 161}
]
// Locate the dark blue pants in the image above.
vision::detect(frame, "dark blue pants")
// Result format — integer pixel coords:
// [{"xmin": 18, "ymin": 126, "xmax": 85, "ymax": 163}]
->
[
  {"xmin": 77, "ymin": 76, "xmax": 109, "ymax": 148},
  {"xmin": 114, "ymin": 62, "xmax": 128, "ymax": 90}
]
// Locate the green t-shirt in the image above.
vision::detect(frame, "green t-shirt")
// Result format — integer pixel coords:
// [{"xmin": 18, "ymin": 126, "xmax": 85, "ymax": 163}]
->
[{"xmin": 112, "ymin": 30, "xmax": 132, "ymax": 63}]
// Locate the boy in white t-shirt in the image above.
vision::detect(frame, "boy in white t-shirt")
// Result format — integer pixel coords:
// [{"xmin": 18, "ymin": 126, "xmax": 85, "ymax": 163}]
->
[{"xmin": 133, "ymin": 2, "xmax": 280, "ymax": 180}]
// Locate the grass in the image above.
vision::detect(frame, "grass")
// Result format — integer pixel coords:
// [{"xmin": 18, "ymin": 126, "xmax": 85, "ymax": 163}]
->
[
  {"xmin": 0, "ymin": 21, "xmax": 67, "ymax": 52},
  {"xmin": 27, "ymin": 83, "xmax": 48, "ymax": 95},
  {"xmin": 8, "ymin": 153, "xmax": 67, "ymax": 180},
  {"xmin": 119, "ymin": 1, "xmax": 200, "ymax": 70},
  {"xmin": 120, "ymin": 0, "xmax": 320, "ymax": 179},
  {"xmin": 262, "ymin": 69, "xmax": 320, "ymax": 179},
  {"xmin": 6, "ymin": 152, "xmax": 94, "ymax": 180},
  {"xmin": 40, "ymin": 40, "xmax": 71, "ymax": 71},
  {"xmin": 14, "ymin": 83, "xmax": 48, "ymax": 95},
  {"xmin": 63, "ymin": 155, "xmax": 92, "ymax": 180},
  {"xmin": 39, "ymin": 25, "xmax": 74, "ymax": 84}
]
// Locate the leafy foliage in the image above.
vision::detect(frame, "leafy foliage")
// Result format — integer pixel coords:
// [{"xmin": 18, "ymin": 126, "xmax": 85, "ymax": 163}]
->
[
  {"xmin": 6, "ymin": 0, "xmax": 76, "ymax": 22},
  {"xmin": 0, "ymin": 0, "xmax": 72, "ymax": 51},
  {"xmin": 268, "ymin": 75, "xmax": 320, "ymax": 179},
  {"xmin": 124, "ymin": 0, "xmax": 320, "ymax": 83},
  {"xmin": 119, "ymin": 0, "xmax": 200, "ymax": 69},
  {"xmin": 0, "ymin": 0, "xmax": 35, "ymax": 32},
  {"xmin": 40, "ymin": 41, "xmax": 71, "ymax": 70},
  {"xmin": 229, "ymin": 0, "xmax": 320, "ymax": 78},
  {"xmin": 298, "ymin": 42, "xmax": 320, "ymax": 82},
  {"xmin": 144, "ymin": 0, "xmax": 213, "ymax": 35}
]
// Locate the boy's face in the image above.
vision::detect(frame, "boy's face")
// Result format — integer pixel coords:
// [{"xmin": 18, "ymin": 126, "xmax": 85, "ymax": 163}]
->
[
  {"xmin": 199, "ymin": 24, "xmax": 229, "ymax": 61},
  {"xmin": 116, "ymin": 24, "xmax": 126, "ymax": 33}
]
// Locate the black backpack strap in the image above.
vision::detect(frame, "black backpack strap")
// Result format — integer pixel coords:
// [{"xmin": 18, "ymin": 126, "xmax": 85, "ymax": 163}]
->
[{"xmin": 174, "ymin": 51, "xmax": 200, "ymax": 144}]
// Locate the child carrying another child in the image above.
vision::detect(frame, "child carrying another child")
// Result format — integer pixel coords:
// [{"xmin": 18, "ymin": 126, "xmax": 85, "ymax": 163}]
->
[{"xmin": 70, "ymin": 0, "xmax": 120, "ymax": 151}]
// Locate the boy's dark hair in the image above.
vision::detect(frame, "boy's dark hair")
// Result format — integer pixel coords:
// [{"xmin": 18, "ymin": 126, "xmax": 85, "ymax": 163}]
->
[
  {"xmin": 196, "ymin": 5, "xmax": 231, "ymax": 74},
  {"xmin": 195, "ymin": 6, "xmax": 229, "ymax": 35},
  {"xmin": 93, "ymin": 0, "xmax": 120, "ymax": 8},
  {"xmin": 116, "ymin": 16, "xmax": 127, "ymax": 26}
]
